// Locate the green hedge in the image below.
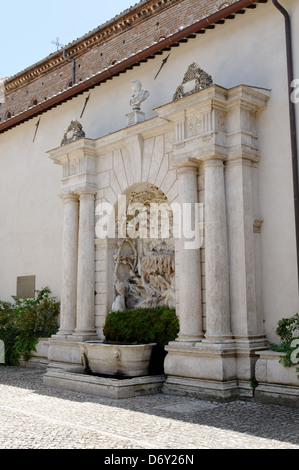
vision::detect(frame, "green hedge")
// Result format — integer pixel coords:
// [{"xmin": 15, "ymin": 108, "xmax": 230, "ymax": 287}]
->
[
  {"xmin": 103, "ymin": 306, "xmax": 179, "ymax": 346},
  {"xmin": 0, "ymin": 287, "xmax": 59, "ymax": 365}
]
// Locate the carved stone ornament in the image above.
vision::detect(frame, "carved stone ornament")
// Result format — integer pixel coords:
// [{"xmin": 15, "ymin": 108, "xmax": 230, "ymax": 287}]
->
[
  {"xmin": 173, "ymin": 62, "xmax": 213, "ymax": 101},
  {"xmin": 61, "ymin": 119, "xmax": 85, "ymax": 146},
  {"xmin": 253, "ymin": 218, "xmax": 264, "ymax": 233}
]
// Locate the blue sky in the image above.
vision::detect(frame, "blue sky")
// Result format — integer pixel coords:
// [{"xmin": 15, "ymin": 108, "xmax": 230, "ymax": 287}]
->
[{"xmin": 0, "ymin": 0, "xmax": 136, "ymax": 78}]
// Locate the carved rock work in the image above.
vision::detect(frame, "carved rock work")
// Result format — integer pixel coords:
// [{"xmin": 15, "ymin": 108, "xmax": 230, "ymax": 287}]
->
[
  {"xmin": 173, "ymin": 62, "xmax": 213, "ymax": 101},
  {"xmin": 113, "ymin": 185, "xmax": 175, "ymax": 310},
  {"xmin": 61, "ymin": 119, "xmax": 85, "ymax": 146}
]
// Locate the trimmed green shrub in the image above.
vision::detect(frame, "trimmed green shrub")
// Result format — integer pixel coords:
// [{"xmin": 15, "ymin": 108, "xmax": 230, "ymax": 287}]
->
[
  {"xmin": 103, "ymin": 306, "xmax": 179, "ymax": 346},
  {"xmin": 0, "ymin": 287, "xmax": 59, "ymax": 365},
  {"xmin": 103, "ymin": 306, "xmax": 179, "ymax": 374}
]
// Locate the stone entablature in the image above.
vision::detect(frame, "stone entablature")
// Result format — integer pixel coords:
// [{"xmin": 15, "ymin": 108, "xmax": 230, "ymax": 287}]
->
[{"xmin": 47, "ymin": 83, "xmax": 270, "ymax": 399}]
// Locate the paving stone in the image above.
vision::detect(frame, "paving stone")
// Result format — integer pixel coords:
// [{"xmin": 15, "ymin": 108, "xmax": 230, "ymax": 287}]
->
[{"xmin": 0, "ymin": 367, "xmax": 298, "ymax": 450}]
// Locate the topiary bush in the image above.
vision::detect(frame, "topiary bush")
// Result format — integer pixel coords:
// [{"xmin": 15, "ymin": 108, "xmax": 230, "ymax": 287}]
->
[
  {"xmin": 103, "ymin": 306, "xmax": 179, "ymax": 375},
  {"xmin": 0, "ymin": 287, "xmax": 60, "ymax": 365},
  {"xmin": 103, "ymin": 306, "xmax": 179, "ymax": 346}
]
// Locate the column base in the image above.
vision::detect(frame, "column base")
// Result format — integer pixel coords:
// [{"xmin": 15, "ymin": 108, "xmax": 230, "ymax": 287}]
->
[
  {"xmin": 176, "ymin": 333, "xmax": 204, "ymax": 345},
  {"xmin": 235, "ymin": 335, "xmax": 268, "ymax": 383},
  {"xmin": 163, "ymin": 376, "xmax": 239, "ymax": 401},
  {"xmin": 52, "ymin": 330, "xmax": 75, "ymax": 339},
  {"xmin": 72, "ymin": 330, "xmax": 98, "ymax": 342},
  {"xmin": 163, "ymin": 341, "xmax": 242, "ymax": 400},
  {"xmin": 202, "ymin": 334, "xmax": 234, "ymax": 344},
  {"xmin": 164, "ymin": 335, "xmax": 269, "ymax": 399},
  {"xmin": 164, "ymin": 340, "xmax": 237, "ymax": 382}
]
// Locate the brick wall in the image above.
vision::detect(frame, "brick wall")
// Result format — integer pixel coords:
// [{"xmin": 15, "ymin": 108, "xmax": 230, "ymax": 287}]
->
[{"xmin": 0, "ymin": 0, "xmax": 224, "ymax": 123}]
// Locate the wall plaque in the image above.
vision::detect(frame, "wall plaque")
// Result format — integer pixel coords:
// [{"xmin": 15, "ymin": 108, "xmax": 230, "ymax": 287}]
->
[{"xmin": 16, "ymin": 275, "xmax": 36, "ymax": 298}]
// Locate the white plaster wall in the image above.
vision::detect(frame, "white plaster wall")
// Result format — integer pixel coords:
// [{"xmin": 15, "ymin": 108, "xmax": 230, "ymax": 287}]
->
[
  {"xmin": 0, "ymin": 0, "xmax": 298, "ymax": 342},
  {"xmin": 0, "ymin": 115, "xmax": 62, "ymax": 301},
  {"xmin": 0, "ymin": 94, "xmax": 94, "ymax": 301}
]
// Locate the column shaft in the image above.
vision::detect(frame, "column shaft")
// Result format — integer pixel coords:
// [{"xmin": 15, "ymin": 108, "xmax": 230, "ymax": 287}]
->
[
  {"xmin": 176, "ymin": 163, "xmax": 203, "ymax": 342},
  {"xmin": 74, "ymin": 190, "xmax": 97, "ymax": 338},
  {"xmin": 57, "ymin": 193, "xmax": 78, "ymax": 336},
  {"xmin": 204, "ymin": 159, "xmax": 232, "ymax": 340}
]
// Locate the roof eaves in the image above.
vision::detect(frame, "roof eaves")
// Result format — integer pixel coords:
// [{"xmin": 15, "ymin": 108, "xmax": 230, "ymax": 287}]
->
[
  {"xmin": 3, "ymin": 0, "xmax": 158, "ymax": 84},
  {"xmin": 0, "ymin": 0, "xmax": 267, "ymax": 135}
]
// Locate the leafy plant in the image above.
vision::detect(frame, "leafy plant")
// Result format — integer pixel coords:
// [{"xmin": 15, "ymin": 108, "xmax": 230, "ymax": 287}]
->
[
  {"xmin": 0, "ymin": 287, "xmax": 59, "ymax": 365},
  {"xmin": 270, "ymin": 313, "xmax": 299, "ymax": 377},
  {"xmin": 250, "ymin": 377, "xmax": 258, "ymax": 391}
]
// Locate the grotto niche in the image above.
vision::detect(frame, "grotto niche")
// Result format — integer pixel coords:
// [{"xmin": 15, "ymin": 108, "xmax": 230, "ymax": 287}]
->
[{"xmin": 112, "ymin": 184, "xmax": 176, "ymax": 311}]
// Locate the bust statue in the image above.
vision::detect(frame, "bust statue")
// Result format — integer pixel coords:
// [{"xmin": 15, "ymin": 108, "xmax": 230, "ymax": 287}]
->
[{"xmin": 130, "ymin": 79, "xmax": 149, "ymax": 111}]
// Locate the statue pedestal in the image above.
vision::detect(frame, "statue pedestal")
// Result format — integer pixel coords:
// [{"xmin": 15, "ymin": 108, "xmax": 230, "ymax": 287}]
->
[
  {"xmin": 163, "ymin": 341, "xmax": 239, "ymax": 400},
  {"xmin": 126, "ymin": 110, "xmax": 145, "ymax": 127}
]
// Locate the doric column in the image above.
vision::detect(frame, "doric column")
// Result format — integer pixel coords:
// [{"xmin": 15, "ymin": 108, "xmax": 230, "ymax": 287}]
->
[
  {"xmin": 176, "ymin": 159, "xmax": 204, "ymax": 342},
  {"xmin": 73, "ymin": 189, "xmax": 97, "ymax": 339},
  {"xmin": 204, "ymin": 158, "xmax": 232, "ymax": 341},
  {"xmin": 56, "ymin": 192, "xmax": 79, "ymax": 337}
]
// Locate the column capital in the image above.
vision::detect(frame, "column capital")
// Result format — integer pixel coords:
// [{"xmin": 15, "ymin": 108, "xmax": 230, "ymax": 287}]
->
[
  {"xmin": 75, "ymin": 187, "xmax": 97, "ymax": 197},
  {"xmin": 95, "ymin": 238, "xmax": 118, "ymax": 248},
  {"xmin": 173, "ymin": 156, "xmax": 200, "ymax": 171},
  {"xmin": 202, "ymin": 155, "xmax": 226, "ymax": 167},
  {"xmin": 59, "ymin": 191, "xmax": 79, "ymax": 202}
]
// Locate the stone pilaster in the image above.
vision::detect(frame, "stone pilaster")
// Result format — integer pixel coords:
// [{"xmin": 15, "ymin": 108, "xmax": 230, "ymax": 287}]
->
[
  {"xmin": 225, "ymin": 156, "xmax": 267, "ymax": 395},
  {"xmin": 225, "ymin": 157, "xmax": 263, "ymax": 336}
]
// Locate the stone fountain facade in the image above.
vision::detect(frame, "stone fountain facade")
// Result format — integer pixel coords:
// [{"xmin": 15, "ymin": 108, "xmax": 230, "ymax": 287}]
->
[{"xmin": 44, "ymin": 70, "xmax": 272, "ymax": 399}]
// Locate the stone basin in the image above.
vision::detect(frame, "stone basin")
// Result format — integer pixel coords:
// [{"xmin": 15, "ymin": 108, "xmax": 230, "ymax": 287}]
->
[{"xmin": 79, "ymin": 341, "xmax": 156, "ymax": 377}]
